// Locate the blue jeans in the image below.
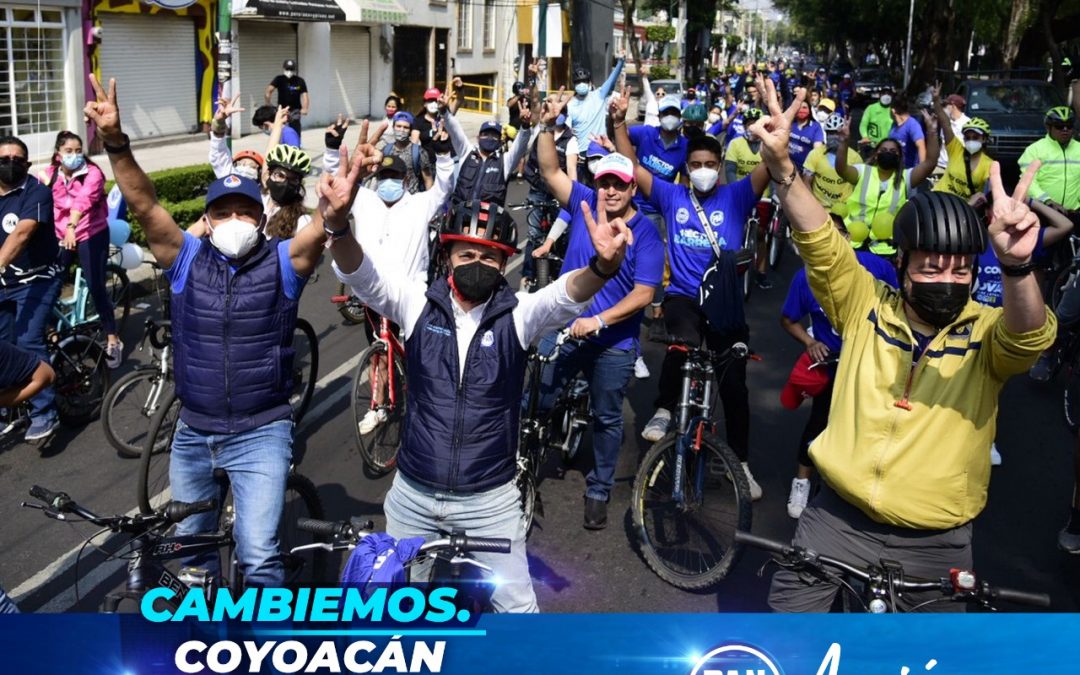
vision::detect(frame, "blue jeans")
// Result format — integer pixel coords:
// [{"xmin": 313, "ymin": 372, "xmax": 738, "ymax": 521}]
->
[
  {"xmin": 533, "ymin": 332, "xmax": 635, "ymax": 501},
  {"xmin": 0, "ymin": 276, "xmax": 63, "ymax": 422},
  {"xmin": 169, "ymin": 418, "xmax": 294, "ymax": 587},
  {"xmin": 522, "ymin": 187, "xmax": 551, "ymax": 282},
  {"xmin": 384, "ymin": 472, "xmax": 537, "ymax": 613}
]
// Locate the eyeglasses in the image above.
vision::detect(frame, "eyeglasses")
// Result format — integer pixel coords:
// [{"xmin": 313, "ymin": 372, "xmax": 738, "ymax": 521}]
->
[
  {"xmin": 268, "ymin": 168, "xmax": 299, "ymax": 182},
  {"xmin": 1050, "ymin": 122, "xmax": 1075, "ymax": 131}
]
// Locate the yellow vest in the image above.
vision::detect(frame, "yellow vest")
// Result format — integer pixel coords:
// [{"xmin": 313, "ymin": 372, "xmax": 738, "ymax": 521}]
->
[{"xmin": 844, "ymin": 165, "xmax": 909, "ymax": 255}]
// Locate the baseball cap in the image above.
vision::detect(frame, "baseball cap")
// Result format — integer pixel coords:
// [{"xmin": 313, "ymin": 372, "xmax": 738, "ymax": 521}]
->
[
  {"xmin": 283, "ymin": 59, "xmax": 297, "ymax": 70},
  {"xmin": 818, "ymin": 98, "xmax": 837, "ymax": 113},
  {"xmin": 375, "ymin": 154, "xmax": 407, "ymax": 177},
  {"xmin": 779, "ymin": 352, "xmax": 831, "ymax": 410},
  {"xmin": 392, "ymin": 111, "xmax": 415, "ymax": 126},
  {"xmin": 592, "ymin": 153, "xmax": 635, "ymax": 184},
  {"xmin": 658, "ymin": 95, "xmax": 682, "ymax": 114},
  {"xmin": 206, "ymin": 175, "xmax": 263, "ymax": 209},
  {"xmin": 423, "ymin": 87, "xmax": 442, "ymax": 101},
  {"xmin": 945, "ymin": 94, "xmax": 966, "ymax": 109},
  {"xmin": 479, "ymin": 121, "xmax": 502, "ymax": 135},
  {"xmin": 585, "ymin": 141, "xmax": 610, "ymax": 159},
  {"xmin": 555, "ymin": 113, "xmax": 567, "ymax": 127}
]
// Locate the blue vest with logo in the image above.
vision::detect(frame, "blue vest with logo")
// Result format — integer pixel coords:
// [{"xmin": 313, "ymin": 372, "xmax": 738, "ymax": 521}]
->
[
  {"xmin": 171, "ymin": 237, "xmax": 299, "ymax": 434},
  {"xmin": 399, "ymin": 276, "xmax": 526, "ymax": 492},
  {"xmin": 452, "ymin": 149, "xmax": 507, "ymax": 205}
]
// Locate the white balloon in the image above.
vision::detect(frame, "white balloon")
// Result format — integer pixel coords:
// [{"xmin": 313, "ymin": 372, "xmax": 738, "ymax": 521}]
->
[{"xmin": 119, "ymin": 243, "xmax": 144, "ymax": 270}]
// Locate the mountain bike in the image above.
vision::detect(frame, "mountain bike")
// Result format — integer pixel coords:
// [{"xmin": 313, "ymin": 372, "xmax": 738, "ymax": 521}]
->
[
  {"xmin": 631, "ymin": 336, "xmax": 753, "ymax": 590},
  {"xmin": 735, "ymin": 530, "xmax": 1052, "ymax": 612},
  {"xmin": 100, "ymin": 318, "xmax": 175, "ymax": 458},
  {"xmin": 742, "ymin": 202, "xmax": 769, "ymax": 301},
  {"xmin": 508, "ymin": 198, "xmax": 565, "ymax": 292},
  {"xmin": 351, "ymin": 312, "xmax": 406, "ymax": 476}
]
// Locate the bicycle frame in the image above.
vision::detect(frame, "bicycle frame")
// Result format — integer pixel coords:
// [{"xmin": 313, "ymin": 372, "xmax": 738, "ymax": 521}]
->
[
  {"xmin": 366, "ymin": 314, "xmax": 406, "ymax": 414},
  {"xmin": 53, "ymin": 267, "xmax": 94, "ymax": 331}
]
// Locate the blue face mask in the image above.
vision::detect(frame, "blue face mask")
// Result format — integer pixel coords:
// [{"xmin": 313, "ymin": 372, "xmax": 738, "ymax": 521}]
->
[
  {"xmin": 574, "ymin": 83, "xmax": 590, "ymax": 97},
  {"xmin": 376, "ymin": 178, "xmax": 404, "ymax": 203},
  {"xmin": 61, "ymin": 153, "xmax": 85, "ymax": 171}
]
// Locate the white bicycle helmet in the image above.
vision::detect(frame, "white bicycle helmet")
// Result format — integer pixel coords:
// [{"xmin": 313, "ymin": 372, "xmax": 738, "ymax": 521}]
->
[{"xmin": 822, "ymin": 113, "xmax": 845, "ymax": 132}]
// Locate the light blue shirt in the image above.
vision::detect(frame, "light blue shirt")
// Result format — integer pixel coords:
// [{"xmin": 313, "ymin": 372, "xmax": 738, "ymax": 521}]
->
[{"xmin": 567, "ymin": 59, "xmax": 625, "ymax": 150}]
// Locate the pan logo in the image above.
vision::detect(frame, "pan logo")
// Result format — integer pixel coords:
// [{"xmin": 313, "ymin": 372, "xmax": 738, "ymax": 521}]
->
[{"xmin": 689, "ymin": 643, "xmax": 783, "ymax": 675}]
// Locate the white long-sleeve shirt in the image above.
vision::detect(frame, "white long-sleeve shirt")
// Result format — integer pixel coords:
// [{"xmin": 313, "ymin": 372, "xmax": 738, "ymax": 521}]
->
[
  {"xmin": 209, "ymin": 134, "xmax": 234, "ymax": 178},
  {"xmin": 347, "ymin": 152, "xmax": 454, "ymax": 284},
  {"xmin": 641, "ymin": 76, "xmax": 660, "ymax": 127},
  {"xmin": 335, "ymin": 256, "xmax": 590, "ymax": 380},
  {"xmin": 444, "ymin": 111, "xmax": 531, "ymax": 183}
]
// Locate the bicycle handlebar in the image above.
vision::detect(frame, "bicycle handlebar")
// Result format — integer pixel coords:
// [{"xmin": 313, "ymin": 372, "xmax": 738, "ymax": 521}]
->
[
  {"xmin": 26, "ymin": 486, "xmax": 217, "ymax": 529},
  {"xmin": 295, "ymin": 518, "xmax": 510, "ymax": 556}
]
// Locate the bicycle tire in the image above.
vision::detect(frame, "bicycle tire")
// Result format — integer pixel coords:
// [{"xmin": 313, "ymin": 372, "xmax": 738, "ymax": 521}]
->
[
  {"xmin": 768, "ymin": 223, "xmax": 785, "ymax": 269},
  {"xmin": 289, "ymin": 319, "xmax": 319, "ymax": 425},
  {"xmin": 101, "ymin": 367, "xmax": 175, "ymax": 458},
  {"xmin": 105, "ymin": 264, "xmax": 132, "ymax": 335},
  {"xmin": 51, "ymin": 334, "xmax": 110, "ymax": 425},
  {"xmin": 336, "ymin": 282, "xmax": 367, "ymax": 325},
  {"xmin": 535, "ymin": 256, "xmax": 551, "ymax": 291},
  {"xmin": 742, "ymin": 222, "xmax": 756, "ymax": 303},
  {"xmin": 632, "ymin": 431, "xmax": 752, "ymax": 590},
  {"xmin": 137, "ymin": 389, "xmax": 179, "ymax": 515},
  {"xmin": 278, "ymin": 472, "xmax": 329, "ymax": 586},
  {"xmin": 352, "ymin": 341, "xmax": 406, "ymax": 475},
  {"xmin": 517, "ymin": 467, "xmax": 538, "ymax": 535}
]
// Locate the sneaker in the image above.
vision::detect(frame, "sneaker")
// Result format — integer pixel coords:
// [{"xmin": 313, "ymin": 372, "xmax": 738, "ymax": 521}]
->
[
  {"xmin": 1030, "ymin": 352, "xmax": 1057, "ymax": 382},
  {"xmin": 584, "ymin": 496, "xmax": 608, "ymax": 530},
  {"xmin": 741, "ymin": 462, "xmax": 763, "ymax": 501},
  {"xmin": 990, "ymin": 443, "xmax": 1002, "ymax": 467},
  {"xmin": 358, "ymin": 408, "xmax": 387, "ymax": 435},
  {"xmin": 634, "ymin": 356, "xmax": 650, "ymax": 380},
  {"xmin": 105, "ymin": 340, "xmax": 124, "ymax": 370},
  {"xmin": 25, "ymin": 415, "xmax": 59, "ymax": 442},
  {"xmin": 787, "ymin": 477, "xmax": 811, "ymax": 518},
  {"xmin": 641, "ymin": 408, "xmax": 671, "ymax": 442},
  {"xmin": 1058, "ymin": 527, "xmax": 1080, "ymax": 554},
  {"xmin": 755, "ymin": 273, "xmax": 773, "ymax": 290}
]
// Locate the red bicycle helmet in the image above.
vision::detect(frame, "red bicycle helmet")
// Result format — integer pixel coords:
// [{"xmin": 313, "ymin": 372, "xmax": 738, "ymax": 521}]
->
[
  {"xmin": 232, "ymin": 149, "xmax": 265, "ymax": 168},
  {"xmin": 440, "ymin": 201, "xmax": 518, "ymax": 256}
]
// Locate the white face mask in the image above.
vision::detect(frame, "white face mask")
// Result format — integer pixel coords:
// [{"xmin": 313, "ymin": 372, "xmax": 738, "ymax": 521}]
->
[
  {"xmin": 707, "ymin": 113, "xmax": 721, "ymax": 124},
  {"xmin": 814, "ymin": 110, "xmax": 830, "ymax": 123},
  {"xmin": 660, "ymin": 115, "xmax": 681, "ymax": 132},
  {"xmin": 964, "ymin": 139, "xmax": 983, "ymax": 155},
  {"xmin": 208, "ymin": 217, "xmax": 261, "ymax": 259},
  {"xmin": 394, "ymin": 129, "xmax": 410, "ymax": 143},
  {"xmin": 233, "ymin": 165, "xmax": 260, "ymax": 182},
  {"xmin": 689, "ymin": 167, "xmax": 719, "ymax": 193},
  {"xmin": 284, "ymin": 70, "xmax": 296, "ymax": 78},
  {"xmin": 588, "ymin": 159, "xmax": 601, "ymax": 174},
  {"xmin": 880, "ymin": 94, "xmax": 893, "ymax": 106},
  {"xmin": 426, "ymin": 101, "xmax": 439, "ymax": 114}
]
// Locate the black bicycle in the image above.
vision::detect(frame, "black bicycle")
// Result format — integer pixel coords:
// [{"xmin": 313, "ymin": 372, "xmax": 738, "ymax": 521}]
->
[
  {"xmin": 508, "ymin": 198, "xmax": 566, "ymax": 292},
  {"xmin": 735, "ymin": 530, "xmax": 1052, "ymax": 612},
  {"xmin": 631, "ymin": 337, "xmax": 753, "ymax": 590}
]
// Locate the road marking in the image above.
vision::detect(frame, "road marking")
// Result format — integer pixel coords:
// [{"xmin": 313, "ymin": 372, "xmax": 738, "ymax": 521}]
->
[{"xmin": 12, "ymin": 244, "xmax": 530, "ymax": 608}]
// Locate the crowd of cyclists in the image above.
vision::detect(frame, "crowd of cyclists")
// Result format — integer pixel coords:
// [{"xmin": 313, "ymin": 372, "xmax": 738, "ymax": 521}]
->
[{"xmin": 2, "ymin": 50, "xmax": 1080, "ymax": 614}]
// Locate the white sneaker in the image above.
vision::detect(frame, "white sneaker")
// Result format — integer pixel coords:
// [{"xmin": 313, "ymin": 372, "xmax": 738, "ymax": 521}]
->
[
  {"xmin": 358, "ymin": 408, "xmax": 387, "ymax": 435},
  {"xmin": 641, "ymin": 408, "xmax": 671, "ymax": 442},
  {"xmin": 634, "ymin": 356, "xmax": 650, "ymax": 380},
  {"xmin": 990, "ymin": 443, "xmax": 1002, "ymax": 467},
  {"xmin": 1059, "ymin": 527, "xmax": 1080, "ymax": 554},
  {"xmin": 105, "ymin": 340, "xmax": 124, "ymax": 370},
  {"xmin": 787, "ymin": 477, "xmax": 811, "ymax": 518},
  {"xmin": 742, "ymin": 462, "xmax": 763, "ymax": 501}
]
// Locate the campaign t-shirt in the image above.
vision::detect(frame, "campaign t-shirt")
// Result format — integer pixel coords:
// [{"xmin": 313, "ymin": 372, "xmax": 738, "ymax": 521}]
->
[
  {"xmin": 782, "ymin": 251, "xmax": 898, "ymax": 353},
  {"xmin": 280, "ymin": 125, "xmax": 301, "ymax": 148},
  {"xmin": 166, "ymin": 232, "xmax": 307, "ymax": 301},
  {"xmin": 888, "ymin": 116, "xmax": 925, "ymax": 169},
  {"xmin": 0, "ymin": 340, "xmax": 41, "ymax": 391},
  {"xmin": 803, "ymin": 146, "xmax": 862, "ymax": 210},
  {"xmin": 628, "ymin": 125, "xmax": 688, "ymax": 215},
  {"xmin": 972, "ymin": 228, "xmax": 1047, "ymax": 308},
  {"xmin": 649, "ymin": 176, "xmax": 758, "ymax": 299},
  {"xmin": 0, "ymin": 175, "xmax": 59, "ymax": 283},
  {"xmin": 933, "ymin": 136, "xmax": 992, "ymax": 200},
  {"xmin": 788, "ymin": 120, "xmax": 825, "ymax": 169},
  {"xmin": 270, "ymin": 75, "xmax": 308, "ymax": 111},
  {"xmin": 563, "ymin": 182, "xmax": 663, "ymax": 350},
  {"xmin": 724, "ymin": 114, "xmax": 747, "ymax": 147}
]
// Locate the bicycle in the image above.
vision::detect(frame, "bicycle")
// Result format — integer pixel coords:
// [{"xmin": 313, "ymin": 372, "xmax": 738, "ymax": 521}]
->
[
  {"xmin": 517, "ymin": 330, "xmax": 592, "ymax": 534},
  {"xmin": 735, "ymin": 530, "xmax": 1052, "ymax": 612},
  {"xmin": 100, "ymin": 318, "xmax": 175, "ymax": 458},
  {"xmin": 765, "ymin": 195, "xmax": 790, "ymax": 270},
  {"xmin": 508, "ymin": 198, "xmax": 565, "ymax": 292},
  {"xmin": 348, "ymin": 311, "xmax": 406, "ymax": 476},
  {"xmin": 631, "ymin": 336, "xmax": 753, "ymax": 590},
  {"xmin": 53, "ymin": 260, "xmax": 131, "ymax": 335},
  {"xmin": 742, "ymin": 201, "xmax": 770, "ymax": 301}
]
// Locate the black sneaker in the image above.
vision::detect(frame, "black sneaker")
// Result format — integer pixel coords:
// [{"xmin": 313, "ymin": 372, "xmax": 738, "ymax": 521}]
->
[
  {"xmin": 755, "ymin": 273, "xmax": 773, "ymax": 290},
  {"xmin": 584, "ymin": 496, "xmax": 608, "ymax": 530}
]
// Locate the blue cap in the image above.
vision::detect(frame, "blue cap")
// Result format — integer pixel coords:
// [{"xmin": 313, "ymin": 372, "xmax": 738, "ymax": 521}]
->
[
  {"xmin": 586, "ymin": 141, "xmax": 609, "ymax": 158},
  {"xmin": 206, "ymin": 175, "xmax": 263, "ymax": 209},
  {"xmin": 555, "ymin": 114, "xmax": 567, "ymax": 127},
  {"xmin": 392, "ymin": 111, "xmax": 414, "ymax": 127},
  {"xmin": 480, "ymin": 121, "xmax": 502, "ymax": 135},
  {"xmin": 658, "ymin": 95, "xmax": 682, "ymax": 113}
]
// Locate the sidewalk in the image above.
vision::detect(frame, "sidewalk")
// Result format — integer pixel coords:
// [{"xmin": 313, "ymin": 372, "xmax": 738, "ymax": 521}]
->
[{"xmin": 85, "ymin": 110, "xmax": 495, "ymax": 180}]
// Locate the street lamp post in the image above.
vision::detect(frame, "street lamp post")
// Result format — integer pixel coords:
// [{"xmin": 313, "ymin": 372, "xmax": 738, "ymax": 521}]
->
[{"xmin": 903, "ymin": 0, "xmax": 914, "ymax": 89}]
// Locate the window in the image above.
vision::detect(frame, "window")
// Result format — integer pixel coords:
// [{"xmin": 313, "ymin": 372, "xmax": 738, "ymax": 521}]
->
[
  {"xmin": 456, "ymin": 0, "xmax": 473, "ymax": 51},
  {"xmin": 0, "ymin": 7, "xmax": 66, "ymax": 140},
  {"xmin": 482, "ymin": 0, "xmax": 495, "ymax": 51}
]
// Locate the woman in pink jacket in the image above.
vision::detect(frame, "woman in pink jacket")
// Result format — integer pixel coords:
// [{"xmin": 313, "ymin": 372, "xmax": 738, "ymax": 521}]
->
[{"xmin": 43, "ymin": 131, "xmax": 122, "ymax": 368}]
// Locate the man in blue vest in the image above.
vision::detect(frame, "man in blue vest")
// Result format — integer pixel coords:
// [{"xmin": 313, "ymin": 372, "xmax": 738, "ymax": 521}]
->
[
  {"xmin": 326, "ymin": 151, "xmax": 634, "ymax": 611},
  {"xmin": 84, "ymin": 75, "xmax": 374, "ymax": 586},
  {"xmin": 444, "ymin": 110, "xmax": 532, "ymax": 207}
]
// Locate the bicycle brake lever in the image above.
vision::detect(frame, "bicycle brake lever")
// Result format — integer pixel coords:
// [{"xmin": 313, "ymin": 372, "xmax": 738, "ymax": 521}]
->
[
  {"xmin": 288, "ymin": 542, "xmax": 340, "ymax": 554},
  {"xmin": 448, "ymin": 556, "xmax": 493, "ymax": 573}
]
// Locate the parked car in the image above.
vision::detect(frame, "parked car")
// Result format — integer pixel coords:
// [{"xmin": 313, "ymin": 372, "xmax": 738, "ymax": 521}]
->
[
  {"xmin": 851, "ymin": 68, "xmax": 896, "ymax": 107},
  {"xmin": 637, "ymin": 79, "xmax": 684, "ymax": 121}
]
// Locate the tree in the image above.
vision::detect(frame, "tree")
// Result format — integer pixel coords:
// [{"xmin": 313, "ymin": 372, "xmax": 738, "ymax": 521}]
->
[{"xmin": 620, "ymin": 0, "xmax": 645, "ymax": 77}]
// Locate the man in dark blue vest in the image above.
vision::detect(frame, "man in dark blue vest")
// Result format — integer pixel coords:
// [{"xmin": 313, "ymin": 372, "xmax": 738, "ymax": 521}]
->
[
  {"xmin": 324, "ymin": 165, "xmax": 633, "ymax": 612},
  {"xmin": 85, "ymin": 75, "xmax": 376, "ymax": 586},
  {"xmin": 444, "ymin": 109, "xmax": 533, "ymax": 206}
]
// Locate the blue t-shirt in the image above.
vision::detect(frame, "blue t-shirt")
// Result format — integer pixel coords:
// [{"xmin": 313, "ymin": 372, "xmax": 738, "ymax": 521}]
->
[
  {"xmin": 972, "ymin": 227, "xmax": 1047, "ymax": 308},
  {"xmin": 724, "ymin": 114, "xmax": 746, "ymax": 147},
  {"xmin": 782, "ymin": 251, "xmax": 898, "ymax": 354},
  {"xmin": 628, "ymin": 125, "xmax": 688, "ymax": 215},
  {"xmin": 0, "ymin": 340, "xmax": 41, "ymax": 391},
  {"xmin": 0, "ymin": 175, "xmax": 58, "ymax": 283},
  {"xmin": 166, "ymin": 232, "xmax": 306, "ymax": 301},
  {"xmin": 281, "ymin": 126, "xmax": 302, "ymax": 148},
  {"xmin": 888, "ymin": 116, "xmax": 925, "ymax": 169},
  {"xmin": 563, "ymin": 182, "xmax": 663, "ymax": 351},
  {"xmin": 788, "ymin": 120, "xmax": 825, "ymax": 169},
  {"xmin": 649, "ymin": 176, "xmax": 758, "ymax": 299}
]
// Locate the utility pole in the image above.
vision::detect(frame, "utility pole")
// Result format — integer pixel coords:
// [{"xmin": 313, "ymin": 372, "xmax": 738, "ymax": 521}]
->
[
  {"xmin": 903, "ymin": 0, "xmax": 914, "ymax": 89},
  {"xmin": 217, "ymin": 0, "xmax": 233, "ymax": 149}
]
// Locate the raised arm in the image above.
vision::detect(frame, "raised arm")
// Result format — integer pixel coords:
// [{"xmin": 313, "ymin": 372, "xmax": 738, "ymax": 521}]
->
[
  {"xmin": 503, "ymin": 103, "xmax": 533, "ymax": 175},
  {"xmin": 598, "ymin": 55, "xmax": 626, "ymax": 99},
  {"xmin": 930, "ymin": 84, "xmax": 954, "ymax": 146},
  {"xmin": 448, "ymin": 77, "xmax": 464, "ymax": 116},
  {"xmin": 442, "ymin": 106, "xmax": 472, "ymax": 157},
  {"xmin": 610, "ymin": 85, "xmax": 654, "ymax": 197},
  {"xmin": 266, "ymin": 106, "xmax": 289, "ymax": 154},
  {"xmin": 84, "ymin": 75, "xmax": 183, "ymax": 268},
  {"xmin": 910, "ymin": 111, "xmax": 940, "ymax": 188},
  {"xmin": 834, "ymin": 118, "xmax": 860, "ymax": 185},
  {"xmin": 537, "ymin": 90, "xmax": 574, "ymax": 207},
  {"xmin": 208, "ymin": 95, "xmax": 244, "ymax": 178},
  {"xmin": 989, "ymin": 162, "xmax": 1051, "ymax": 335}
]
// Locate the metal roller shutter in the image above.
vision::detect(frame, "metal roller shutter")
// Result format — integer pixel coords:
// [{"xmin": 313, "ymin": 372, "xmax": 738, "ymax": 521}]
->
[
  {"xmin": 328, "ymin": 26, "xmax": 370, "ymax": 119},
  {"xmin": 99, "ymin": 14, "xmax": 196, "ymax": 139},
  {"xmin": 237, "ymin": 22, "xmax": 297, "ymax": 135}
]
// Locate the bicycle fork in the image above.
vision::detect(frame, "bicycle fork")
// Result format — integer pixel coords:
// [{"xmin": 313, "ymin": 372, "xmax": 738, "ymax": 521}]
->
[{"xmin": 672, "ymin": 360, "xmax": 714, "ymax": 507}]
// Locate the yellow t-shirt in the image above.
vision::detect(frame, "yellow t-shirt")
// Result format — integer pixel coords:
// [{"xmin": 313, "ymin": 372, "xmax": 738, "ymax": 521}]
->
[
  {"xmin": 726, "ymin": 137, "xmax": 762, "ymax": 181},
  {"xmin": 804, "ymin": 145, "xmax": 862, "ymax": 210},
  {"xmin": 934, "ymin": 136, "xmax": 992, "ymax": 199}
]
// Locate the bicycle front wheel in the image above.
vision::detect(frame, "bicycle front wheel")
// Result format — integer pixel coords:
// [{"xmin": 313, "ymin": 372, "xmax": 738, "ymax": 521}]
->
[
  {"xmin": 290, "ymin": 319, "xmax": 319, "ymax": 425},
  {"xmin": 352, "ymin": 341, "xmax": 406, "ymax": 476},
  {"xmin": 632, "ymin": 431, "xmax": 752, "ymax": 590},
  {"xmin": 279, "ymin": 472, "xmax": 329, "ymax": 587},
  {"xmin": 137, "ymin": 389, "xmax": 180, "ymax": 515},
  {"xmin": 768, "ymin": 222, "xmax": 785, "ymax": 269},
  {"xmin": 101, "ymin": 367, "xmax": 175, "ymax": 458},
  {"xmin": 52, "ymin": 334, "xmax": 110, "ymax": 425}
]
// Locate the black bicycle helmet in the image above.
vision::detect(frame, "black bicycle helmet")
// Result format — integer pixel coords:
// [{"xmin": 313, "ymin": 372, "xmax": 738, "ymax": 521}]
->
[
  {"xmin": 893, "ymin": 191, "xmax": 987, "ymax": 255},
  {"xmin": 512, "ymin": 80, "xmax": 526, "ymax": 97},
  {"xmin": 572, "ymin": 66, "xmax": 591, "ymax": 83},
  {"xmin": 441, "ymin": 200, "xmax": 519, "ymax": 256}
]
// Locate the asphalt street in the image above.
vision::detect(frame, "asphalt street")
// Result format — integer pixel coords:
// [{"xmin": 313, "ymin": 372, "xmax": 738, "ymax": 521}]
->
[{"xmin": 2, "ymin": 180, "xmax": 1079, "ymax": 614}]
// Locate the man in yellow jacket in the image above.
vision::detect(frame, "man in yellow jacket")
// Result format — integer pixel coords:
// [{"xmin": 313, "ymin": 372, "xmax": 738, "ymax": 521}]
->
[{"xmin": 747, "ymin": 75, "xmax": 1057, "ymax": 612}]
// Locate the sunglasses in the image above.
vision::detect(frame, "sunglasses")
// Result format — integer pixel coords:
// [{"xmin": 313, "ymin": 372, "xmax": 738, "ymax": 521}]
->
[
  {"xmin": 0, "ymin": 156, "xmax": 28, "ymax": 164},
  {"xmin": 1050, "ymin": 122, "xmax": 1075, "ymax": 131}
]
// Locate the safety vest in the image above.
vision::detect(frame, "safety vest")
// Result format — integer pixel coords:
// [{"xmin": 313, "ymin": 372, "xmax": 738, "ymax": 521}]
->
[{"xmin": 845, "ymin": 164, "xmax": 908, "ymax": 255}]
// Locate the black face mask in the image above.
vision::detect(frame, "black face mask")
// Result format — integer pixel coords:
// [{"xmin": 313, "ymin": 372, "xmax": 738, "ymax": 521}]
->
[
  {"xmin": 902, "ymin": 275, "xmax": 970, "ymax": 329},
  {"xmin": 268, "ymin": 180, "xmax": 303, "ymax": 206},
  {"xmin": 0, "ymin": 159, "xmax": 29, "ymax": 186},
  {"xmin": 684, "ymin": 126, "xmax": 704, "ymax": 140},
  {"xmin": 452, "ymin": 260, "xmax": 502, "ymax": 303},
  {"xmin": 877, "ymin": 151, "xmax": 900, "ymax": 170},
  {"xmin": 478, "ymin": 136, "xmax": 501, "ymax": 154}
]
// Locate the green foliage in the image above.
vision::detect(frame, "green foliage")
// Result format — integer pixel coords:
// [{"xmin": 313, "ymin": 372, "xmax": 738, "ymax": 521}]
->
[
  {"xmin": 105, "ymin": 163, "xmax": 216, "ymax": 243},
  {"xmin": 646, "ymin": 25, "xmax": 676, "ymax": 43},
  {"xmin": 649, "ymin": 64, "xmax": 673, "ymax": 79}
]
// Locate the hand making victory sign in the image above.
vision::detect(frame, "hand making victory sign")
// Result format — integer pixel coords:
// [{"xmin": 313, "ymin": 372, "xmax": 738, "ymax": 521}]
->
[
  {"xmin": 318, "ymin": 119, "xmax": 384, "ymax": 230},
  {"xmin": 988, "ymin": 160, "xmax": 1042, "ymax": 266}
]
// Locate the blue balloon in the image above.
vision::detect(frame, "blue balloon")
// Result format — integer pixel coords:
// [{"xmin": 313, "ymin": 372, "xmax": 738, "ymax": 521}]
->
[{"xmin": 108, "ymin": 218, "xmax": 131, "ymax": 247}]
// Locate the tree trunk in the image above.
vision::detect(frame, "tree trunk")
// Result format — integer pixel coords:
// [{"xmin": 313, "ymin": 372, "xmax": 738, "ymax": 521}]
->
[
  {"xmin": 1002, "ymin": 0, "xmax": 1034, "ymax": 70},
  {"xmin": 620, "ymin": 0, "xmax": 644, "ymax": 77}
]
